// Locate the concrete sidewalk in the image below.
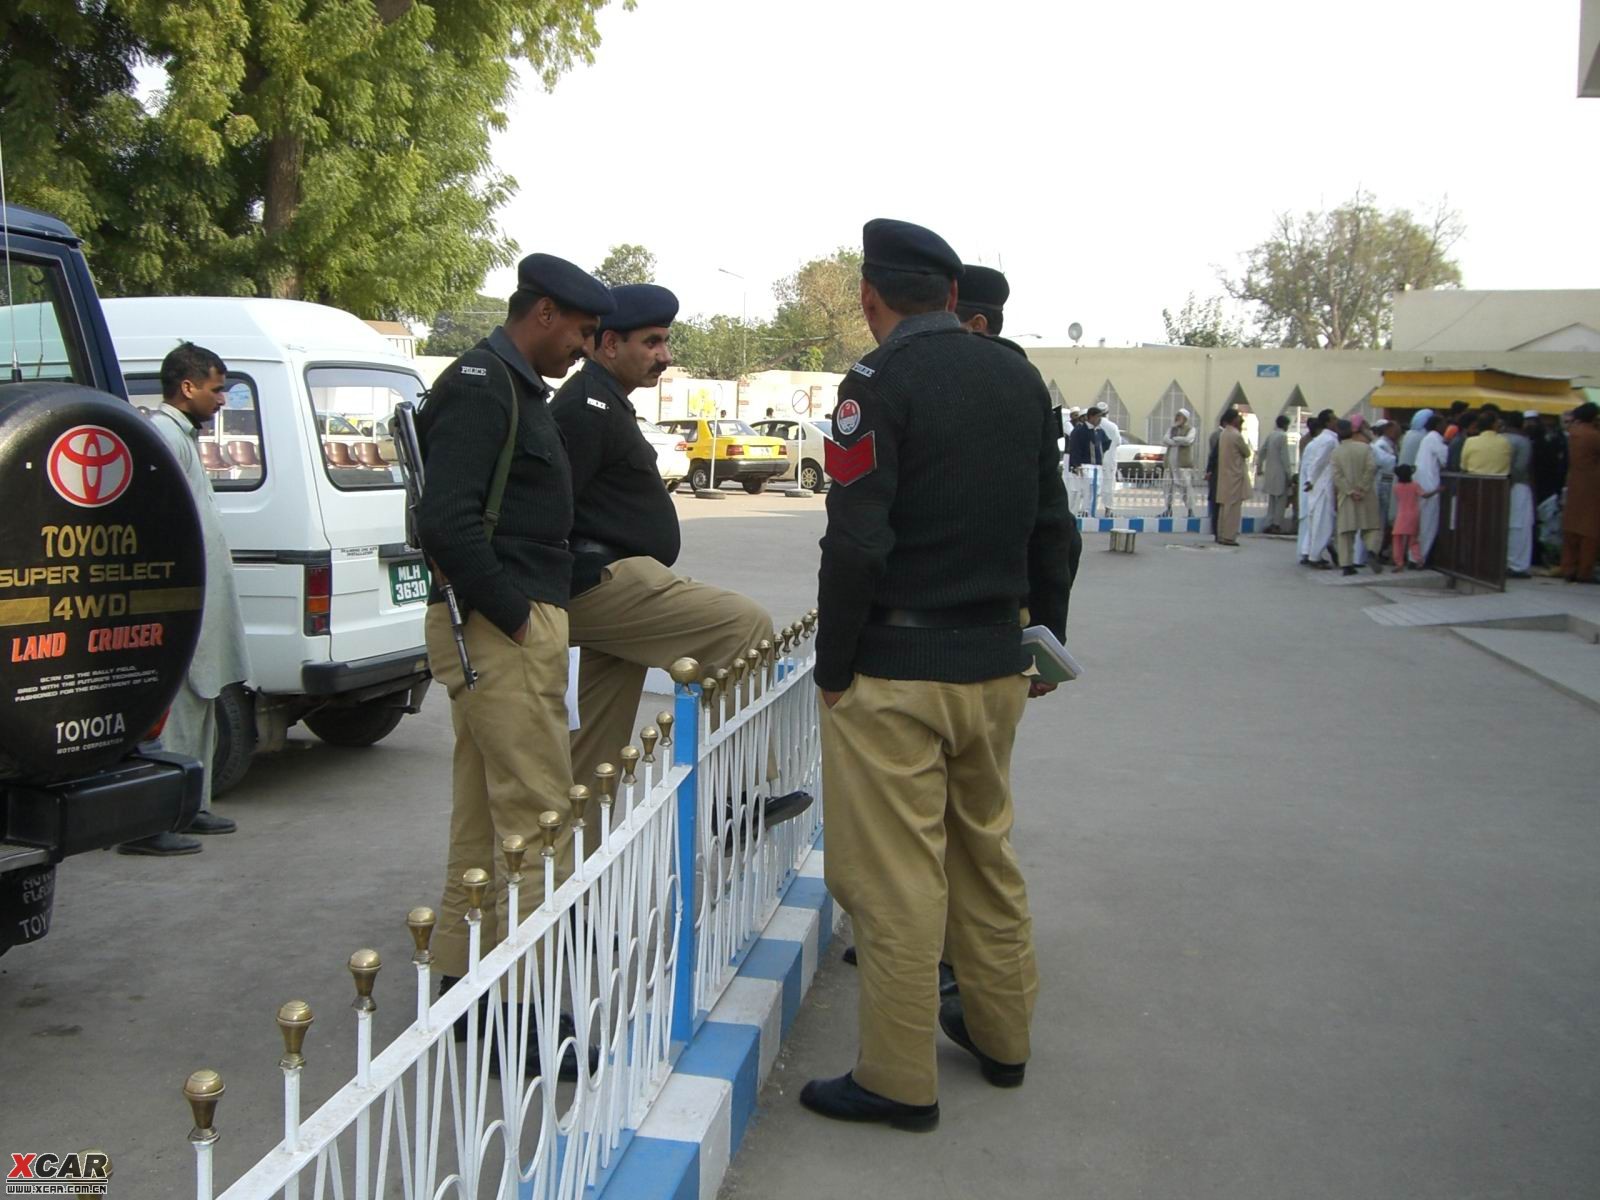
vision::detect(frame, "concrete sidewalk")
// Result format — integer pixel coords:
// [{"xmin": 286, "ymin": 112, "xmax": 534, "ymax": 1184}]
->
[{"xmin": 720, "ymin": 537, "xmax": 1600, "ymax": 1200}]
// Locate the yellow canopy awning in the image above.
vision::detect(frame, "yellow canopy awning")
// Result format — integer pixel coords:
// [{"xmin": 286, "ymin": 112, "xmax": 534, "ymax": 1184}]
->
[{"xmin": 1370, "ymin": 382, "xmax": 1585, "ymax": 416}]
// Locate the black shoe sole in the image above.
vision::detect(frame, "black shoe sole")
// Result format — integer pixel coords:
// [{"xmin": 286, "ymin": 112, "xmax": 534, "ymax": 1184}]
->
[
  {"xmin": 799, "ymin": 1089, "xmax": 940, "ymax": 1132},
  {"xmin": 939, "ymin": 1007, "xmax": 1025, "ymax": 1089}
]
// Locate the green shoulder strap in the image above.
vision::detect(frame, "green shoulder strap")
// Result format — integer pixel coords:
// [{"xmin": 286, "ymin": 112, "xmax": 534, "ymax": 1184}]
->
[{"xmin": 483, "ymin": 356, "xmax": 520, "ymax": 539}]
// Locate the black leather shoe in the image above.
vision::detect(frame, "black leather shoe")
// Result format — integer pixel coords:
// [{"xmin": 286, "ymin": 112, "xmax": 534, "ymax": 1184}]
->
[
  {"xmin": 939, "ymin": 998, "xmax": 1025, "ymax": 1088},
  {"xmin": 761, "ymin": 789, "xmax": 815, "ymax": 827},
  {"xmin": 939, "ymin": 961, "xmax": 959, "ymax": 999},
  {"xmin": 117, "ymin": 831, "xmax": 202, "ymax": 856},
  {"xmin": 186, "ymin": 811, "xmax": 237, "ymax": 835},
  {"xmin": 799, "ymin": 1072, "xmax": 939, "ymax": 1132}
]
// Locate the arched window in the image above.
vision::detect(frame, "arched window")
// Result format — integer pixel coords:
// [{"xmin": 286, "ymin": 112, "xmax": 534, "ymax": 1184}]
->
[
  {"xmin": 1092, "ymin": 380, "xmax": 1131, "ymax": 430},
  {"xmin": 1224, "ymin": 382, "xmax": 1252, "ymax": 414},
  {"xmin": 1279, "ymin": 385, "xmax": 1308, "ymax": 417},
  {"xmin": 1047, "ymin": 379, "xmax": 1065, "ymax": 409},
  {"xmin": 1147, "ymin": 380, "xmax": 1191, "ymax": 442},
  {"xmin": 1344, "ymin": 387, "xmax": 1379, "ymax": 425}
]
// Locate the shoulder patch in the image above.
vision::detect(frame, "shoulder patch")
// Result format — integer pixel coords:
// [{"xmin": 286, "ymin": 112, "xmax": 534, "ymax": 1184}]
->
[
  {"xmin": 459, "ymin": 364, "xmax": 488, "ymax": 377},
  {"xmin": 836, "ymin": 398, "xmax": 862, "ymax": 436},
  {"xmin": 586, "ymin": 397, "xmax": 609, "ymax": 411},
  {"xmin": 825, "ymin": 431, "xmax": 877, "ymax": 486},
  {"xmin": 849, "ymin": 361, "xmax": 876, "ymax": 379}
]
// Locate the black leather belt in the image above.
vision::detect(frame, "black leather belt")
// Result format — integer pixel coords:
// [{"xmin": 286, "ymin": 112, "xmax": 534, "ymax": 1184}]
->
[
  {"xmin": 571, "ymin": 537, "xmax": 626, "ymax": 562},
  {"xmin": 869, "ymin": 600, "xmax": 1019, "ymax": 629}
]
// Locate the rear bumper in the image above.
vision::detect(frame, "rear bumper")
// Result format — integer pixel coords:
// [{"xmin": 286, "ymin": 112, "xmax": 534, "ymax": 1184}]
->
[
  {"xmin": 715, "ymin": 459, "xmax": 788, "ymax": 480},
  {"xmin": 3, "ymin": 750, "xmax": 202, "ymax": 861},
  {"xmin": 302, "ymin": 645, "xmax": 431, "ymax": 697}
]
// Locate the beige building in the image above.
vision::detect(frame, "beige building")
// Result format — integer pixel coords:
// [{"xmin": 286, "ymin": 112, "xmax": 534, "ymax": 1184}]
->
[
  {"xmin": 1021, "ymin": 345, "xmax": 1600, "ymax": 451},
  {"xmin": 1393, "ymin": 290, "xmax": 1600, "ymax": 353}
]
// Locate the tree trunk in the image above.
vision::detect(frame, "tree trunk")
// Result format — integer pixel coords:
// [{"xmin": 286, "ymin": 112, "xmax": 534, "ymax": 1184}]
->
[{"xmin": 264, "ymin": 131, "xmax": 303, "ymax": 299}]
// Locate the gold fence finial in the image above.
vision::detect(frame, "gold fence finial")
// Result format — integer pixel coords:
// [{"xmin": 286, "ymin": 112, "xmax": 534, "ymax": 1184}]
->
[
  {"xmin": 569, "ymin": 784, "xmax": 591, "ymax": 829},
  {"xmin": 407, "ymin": 907, "xmax": 436, "ymax": 965},
  {"xmin": 277, "ymin": 1000, "xmax": 313, "ymax": 1069},
  {"xmin": 669, "ymin": 657, "xmax": 700, "ymax": 685},
  {"xmin": 593, "ymin": 762, "xmax": 618, "ymax": 807},
  {"xmin": 539, "ymin": 810, "xmax": 563, "ymax": 858},
  {"xmin": 619, "ymin": 746, "xmax": 640, "ymax": 783},
  {"xmin": 501, "ymin": 835, "xmax": 527, "ymax": 882},
  {"xmin": 348, "ymin": 949, "xmax": 381, "ymax": 1013},
  {"xmin": 640, "ymin": 726, "xmax": 659, "ymax": 763},
  {"xmin": 184, "ymin": 1069, "xmax": 225, "ymax": 1142},
  {"xmin": 657, "ymin": 710, "xmax": 675, "ymax": 747},
  {"xmin": 461, "ymin": 868, "xmax": 490, "ymax": 915}
]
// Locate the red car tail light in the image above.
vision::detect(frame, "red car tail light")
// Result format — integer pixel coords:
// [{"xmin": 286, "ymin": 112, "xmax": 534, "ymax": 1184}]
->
[{"xmin": 305, "ymin": 563, "xmax": 332, "ymax": 636}]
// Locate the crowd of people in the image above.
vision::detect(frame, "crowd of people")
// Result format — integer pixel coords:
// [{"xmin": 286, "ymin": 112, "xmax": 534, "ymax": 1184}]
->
[{"xmin": 1287, "ymin": 399, "xmax": 1600, "ymax": 582}]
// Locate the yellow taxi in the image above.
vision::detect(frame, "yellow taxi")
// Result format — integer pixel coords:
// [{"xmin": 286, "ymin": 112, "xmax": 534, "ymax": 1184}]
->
[{"xmin": 657, "ymin": 417, "xmax": 790, "ymax": 494}]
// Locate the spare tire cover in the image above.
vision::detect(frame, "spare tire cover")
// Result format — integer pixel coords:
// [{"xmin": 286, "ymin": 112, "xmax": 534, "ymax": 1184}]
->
[{"xmin": 0, "ymin": 382, "xmax": 203, "ymax": 779}]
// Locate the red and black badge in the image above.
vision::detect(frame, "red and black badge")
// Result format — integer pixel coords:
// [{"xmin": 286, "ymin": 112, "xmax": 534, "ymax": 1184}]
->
[{"xmin": 825, "ymin": 398, "xmax": 877, "ymax": 486}]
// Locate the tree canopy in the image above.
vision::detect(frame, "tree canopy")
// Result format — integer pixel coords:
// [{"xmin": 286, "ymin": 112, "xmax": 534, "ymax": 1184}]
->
[
  {"xmin": 593, "ymin": 243, "xmax": 656, "ymax": 287},
  {"xmin": 0, "ymin": 0, "xmax": 628, "ymax": 319},
  {"xmin": 1161, "ymin": 292, "xmax": 1251, "ymax": 348},
  {"xmin": 1223, "ymin": 191, "xmax": 1463, "ymax": 349}
]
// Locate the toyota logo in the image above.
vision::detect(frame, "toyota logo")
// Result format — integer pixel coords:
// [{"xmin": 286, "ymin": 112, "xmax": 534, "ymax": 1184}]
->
[{"xmin": 47, "ymin": 425, "xmax": 134, "ymax": 508}]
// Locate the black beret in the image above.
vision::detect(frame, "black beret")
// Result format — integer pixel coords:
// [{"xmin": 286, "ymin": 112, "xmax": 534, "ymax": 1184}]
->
[
  {"xmin": 958, "ymin": 264, "xmax": 1009, "ymax": 316},
  {"xmin": 599, "ymin": 283, "xmax": 679, "ymax": 333},
  {"xmin": 515, "ymin": 253, "xmax": 615, "ymax": 315},
  {"xmin": 862, "ymin": 218, "xmax": 963, "ymax": 279}
]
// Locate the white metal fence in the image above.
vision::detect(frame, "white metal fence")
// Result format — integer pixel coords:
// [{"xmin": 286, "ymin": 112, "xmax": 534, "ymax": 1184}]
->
[{"xmin": 182, "ymin": 615, "xmax": 823, "ymax": 1200}]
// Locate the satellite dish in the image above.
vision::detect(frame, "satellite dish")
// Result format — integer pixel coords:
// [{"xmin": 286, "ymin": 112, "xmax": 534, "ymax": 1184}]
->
[{"xmin": 1068, "ymin": 322, "xmax": 1083, "ymax": 344}]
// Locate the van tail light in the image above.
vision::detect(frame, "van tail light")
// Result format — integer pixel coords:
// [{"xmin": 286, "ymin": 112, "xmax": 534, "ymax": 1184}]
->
[
  {"xmin": 726, "ymin": 444, "xmax": 745, "ymax": 457},
  {"xmin": 305, "ymin": 563, "xmax": 332, "ymax": 636},
  {"xmin": 145, "ymin": 709, "xmax": 170, "ymax": 740}
]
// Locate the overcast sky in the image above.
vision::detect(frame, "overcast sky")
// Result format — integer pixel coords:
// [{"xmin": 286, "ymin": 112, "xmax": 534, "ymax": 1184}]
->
[{"xmin": 483, "ymin": 0, "xmax": 1598, "ymax": 347}]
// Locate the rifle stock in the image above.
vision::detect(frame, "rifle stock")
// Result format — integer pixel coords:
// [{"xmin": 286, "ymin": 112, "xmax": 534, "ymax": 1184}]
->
[{"xmin": 393, "ymin": 401, "xmax": 478, "ymax": 689}]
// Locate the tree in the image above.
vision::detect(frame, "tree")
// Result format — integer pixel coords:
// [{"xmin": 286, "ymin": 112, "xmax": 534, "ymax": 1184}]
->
[
  {"xmin": 1161, "ymin": 293, "xmax": 1249, "ymax": 348},
  {"xmin": 422, "ymin": 292, "xmax": 503, "ymax": 356},
  {"xmin": 593, "ymin": 243, "xmax": 655, "ymax": 287},
  {"xmin": 670, "ymin": 314, "xmax": 763, "ymax": 380},
  {"xmin": 765, "ymin": 248, "xmax": 872, "ymax": 372},
  {"xmin": 1223, "ymin": 191, "xmax": 1464, "ymax": 349},
  {"xmin": 0, "ymin": 0, "xmax": 628, "ymax": 320}
]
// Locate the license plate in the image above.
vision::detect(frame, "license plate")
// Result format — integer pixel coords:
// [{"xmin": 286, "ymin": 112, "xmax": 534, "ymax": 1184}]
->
[
  {"xmin": 748, "ymin": 445, "xmax": 769, "ymax": 456},
  {"xmin": 389, "ymin": 558, "xmax": 430, "ymax": 605}
]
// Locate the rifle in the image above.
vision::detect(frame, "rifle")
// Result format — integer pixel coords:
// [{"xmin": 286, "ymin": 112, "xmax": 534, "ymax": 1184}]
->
[{"xmin": 393, "ymin": 400, "xmax": 478, "ymax": 689}]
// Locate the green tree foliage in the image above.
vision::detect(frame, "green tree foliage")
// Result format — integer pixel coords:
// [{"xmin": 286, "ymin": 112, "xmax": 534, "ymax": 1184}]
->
[
  {"xmin": 669, "ymin": 314, "xmax": 758, "ymax": 379},
  {"xmin": 593, "ymin": 242, "xmax": 655, "ymax": 287},
  {"xmin": 421, "ymin": 291, "xmax": 502, "ymax": 355},
  {"xmin": 766, "ymin": 248, "xmax": 872, "ymax": 372},
  {"xmin": 1160, "ymin": 292, "xmax": 1249, "ymax": 348},
  {"xmin": 0, "ymin": 0, "xmax": 627, "ymax": 319},
  {"xmin": 1224, "ymin": 191, "xmax": 1464, "ymax": 349}
]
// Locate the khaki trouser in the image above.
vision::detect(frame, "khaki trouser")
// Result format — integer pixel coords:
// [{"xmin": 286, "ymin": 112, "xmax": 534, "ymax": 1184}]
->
[
  {"xmin": 163, "ymin": 680, "xmax": 218, "ymax": 813},
  {"xmin": 567, "ymin": 557, "xmax": 775, "ymax": 789},
  {"xmin": 821, "ymin": 672, "xmax": 1037, "ymax": 1106},
  {"xmin": 1217, "ymin": 499, "xmax": 1243, "ymax": 542},
  {"xmin": 1338, "ymin": 527, "xmax": 1383, "ymax": 566},
  {"xmin": 426, "ymin": 601, "xmax": 572, "ymax": 978}
]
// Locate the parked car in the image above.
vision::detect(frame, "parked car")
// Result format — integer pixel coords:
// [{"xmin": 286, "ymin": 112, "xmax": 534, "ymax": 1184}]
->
[
  {"xmin": 656, "ymin": 417, "xmax": 788, "ymax": 493},
  {"xmin": 751, "ymin": 417, "xmax": 832, "ymax": 491},
  {"xmin": 637, "ymin": 416, "xmax": 691, "ymax": 492},
  {"xmin": 1117, "ymin": 440, "xmax": 1167, "ymax": 480},
  {"xmin": 108, "ymin": 297, "xmax": 432, "ymax": 796}
]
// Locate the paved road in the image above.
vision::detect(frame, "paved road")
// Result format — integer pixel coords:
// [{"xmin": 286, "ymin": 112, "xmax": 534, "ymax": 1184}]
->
[
  {"xmin": 5, "ymin": 495, "xmax": 1596, "ymax": 1200},
  {"xmin": 723, "ymin": 530, "xmax": 1600, "ymax": 1200}
]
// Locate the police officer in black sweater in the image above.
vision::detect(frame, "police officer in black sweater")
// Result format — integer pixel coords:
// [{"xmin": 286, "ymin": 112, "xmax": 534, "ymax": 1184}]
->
[
  {"xmin": 551, "ymin": 284, "xmax": 812, "ymax": 826},
  {"xmin": 415, "ymin": 253, "xmax": 612, "ymax": 996},
  {"xmin": 800, "ymin": 220, "xmax": 1072, "ymax": 1132}
]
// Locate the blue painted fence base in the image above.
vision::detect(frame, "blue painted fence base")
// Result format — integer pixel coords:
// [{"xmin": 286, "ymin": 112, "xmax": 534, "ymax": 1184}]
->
[
  {"xmin": 1077, "ymin": 515, "xmax": 1258, "ymax": 535},
  {"xmin": 590, "ymin": 831, "xmax": 835, "ymax": 1200}
]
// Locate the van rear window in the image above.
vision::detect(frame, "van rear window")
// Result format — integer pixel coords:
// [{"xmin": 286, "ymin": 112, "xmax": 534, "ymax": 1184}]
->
[
  {"xmin": 127, "ymin": 374, "xmax": 264, "ymax": 492},
  {"xmin": 304, "ymin": 366, "xmax": 421, "ymax": 490}
]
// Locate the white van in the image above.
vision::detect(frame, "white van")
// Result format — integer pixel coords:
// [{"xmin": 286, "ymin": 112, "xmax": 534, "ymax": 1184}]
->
[{"xmin": 106, "ymin": 298, "xmax": 431, "ymax": 794}]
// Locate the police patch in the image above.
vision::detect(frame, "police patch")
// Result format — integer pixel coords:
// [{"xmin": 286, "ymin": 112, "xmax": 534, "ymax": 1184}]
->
[
  {"xmin": 460, "ymin": 365, "xmax": 488, "ymax": 377},
  {"xmin": 824, "ymin": 431, "xmax": 877, "ymax": 486},
  {"xmin": 836, "ymin": 398, "xmax": 862, "ymax": 436},
  {"xmin": 849, "ymin": 361, "xmax": 876, "ymax": 379},
  {"xmin": 586, "ymin": 397, "xmax": 608, "ymax": 411}
]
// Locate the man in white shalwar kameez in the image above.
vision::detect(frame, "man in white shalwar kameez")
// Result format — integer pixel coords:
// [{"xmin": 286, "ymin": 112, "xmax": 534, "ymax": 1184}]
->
[
  {"xmin": 1296, "ymin": 417, "xmax": 1339, "ymax": 565},
  {"xmin": 1098, "ymin": 411, "xmax": 1122, "ymax": 517},
  {"xmin": 1414, "ymin": 415, "xmax": 1449, "ymax": 563},
  {"xmin": 120, "ymin": 343, "xmax": 253, "ymax": 856},
  {"xmin": 1502, "ymin": 411, "xmax": 1535, "ymax": 577}
]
